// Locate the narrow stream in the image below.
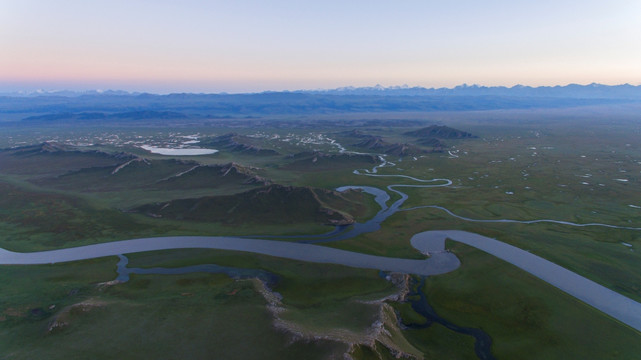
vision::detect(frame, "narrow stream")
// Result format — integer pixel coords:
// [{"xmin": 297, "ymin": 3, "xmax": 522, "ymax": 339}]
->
[
  {"xmin": 404, "ymin": 277, "xmax": 495, "ymax": 360},
  {"xmin": 116, "ymin": 254, "xmax": 278, "ymax": 286}
]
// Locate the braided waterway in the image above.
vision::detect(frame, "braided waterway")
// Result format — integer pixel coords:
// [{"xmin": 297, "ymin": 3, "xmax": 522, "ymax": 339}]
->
[{"xmin": 1, "ymin": 157, "xmax": 640, "ymax": 353}]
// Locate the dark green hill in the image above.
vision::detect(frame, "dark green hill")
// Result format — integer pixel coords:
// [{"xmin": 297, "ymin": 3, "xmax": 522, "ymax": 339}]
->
[
  {"xmin": 403, "ymin": 125, "xmax": 475, "ymax": 139},
  {"xmin": 134, "ymin": 184, "xmax": 367, "ymax": 226},
  {"xmin": 284, "ymin": 151, "xmax": 378, "ymax": 171},
  {"xmin": 351, "ymin": 136, "xmax": 428, "ymax": 156},
  {"xmin": 0, "ymin": 142, "xmax": 134, "ymax": 177},
  {"xmin": 417, "ymin": 137, "xmax": 446, "ymax": 149},
  {"xmin": 36, "ymin": 160, "xmax": 269, "ymax": 192},
  {"xmin": 35, "ymin": 158, "xmax": 194, "ymax": 191},
  {"xmin": 0, "ymin": 181, "xmax": 151, "ymax": 251},
  {"xmin": 155, "ymin": 162, "xmax": 270, "ymax": 189},
  {"xmin": 199, "ymin": 133, "xmax": 280, "ymax": 155},
  {"xmin": 338, "ymin": 129, "xmax": 372, "ymax": 138}
]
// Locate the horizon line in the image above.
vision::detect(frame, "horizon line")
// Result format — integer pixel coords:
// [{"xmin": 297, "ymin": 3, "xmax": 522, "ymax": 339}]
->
[{"xmin": 2, "ymin": 81, "xmax": 641, "ymax": 97}]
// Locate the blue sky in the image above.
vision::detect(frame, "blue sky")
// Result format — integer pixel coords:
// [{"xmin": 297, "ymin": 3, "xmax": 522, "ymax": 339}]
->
[{"xmin": 1, "ymin": 0, "xmax": 640, "ymax": 93}]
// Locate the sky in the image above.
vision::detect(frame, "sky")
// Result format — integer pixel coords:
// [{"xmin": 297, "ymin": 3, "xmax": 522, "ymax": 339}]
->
[{"xmin": 2, "ymin": 0, "xmax": 641, "ymax": 93}]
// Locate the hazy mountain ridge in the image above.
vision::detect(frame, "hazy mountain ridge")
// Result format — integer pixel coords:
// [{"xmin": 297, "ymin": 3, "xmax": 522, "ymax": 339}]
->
[
  {"xmin": 2, "ymin": 83, "xmax": 639, "ymax": 121},
  {"xmin": 299, "ymin": 83, "xmax": 641, "ymax": 99},
  {"xmin": 22, "ymin": 111, "xmax": 188, "ymax": 122},
  {"xmin": 4, "ymin": 83, "xmax": 641, "ymax": 99}
]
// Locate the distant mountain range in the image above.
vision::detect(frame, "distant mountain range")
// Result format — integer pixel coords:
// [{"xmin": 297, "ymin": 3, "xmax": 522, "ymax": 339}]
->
[
  {"xmin": 3, "ymin": 83, "xmax": 641, "ymax": 99},
  {"xmin": 297, "ymin": 83, "xmax": 641, "ymax": 99},
  {"xmin": 0, "ymin": 89, "xmax": 139, "ymax": 98},
  {"xmin": 22, "ymin": 111, "xmax": 188, "ymax": 122},
  {"xmin": 2, "ymin": 83, "xmax": 640, "ymax": 120}
]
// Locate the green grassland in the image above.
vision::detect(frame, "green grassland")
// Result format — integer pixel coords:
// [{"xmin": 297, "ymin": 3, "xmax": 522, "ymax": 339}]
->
[
  {"xmin": 327, "ymin": 199, "xmax": 641, "ymax": 301},
  {"xmin": 350, "ymin": 119, "xmax": 641, "ymax": 303},
  {"xmin": 0, "ymin": 259, "xmax": 349, "ymax": 359},
  {"xmin": 0, "ymin": 180, "xmax": 348, "ymax": 251},
  {"xmin": 0, "ymin": 250, "xmax": 407, "ymax": 359},
  {"xmin": 420, "ymin": 241, "xmax": 641, "ymax": 359},
  {"xmin": 0, "ymin": 181, "xmax": 163, "ymax": 251},
  {"xmin": 1, "ymin": 110, "xmax": 641, "ymax": 358}
]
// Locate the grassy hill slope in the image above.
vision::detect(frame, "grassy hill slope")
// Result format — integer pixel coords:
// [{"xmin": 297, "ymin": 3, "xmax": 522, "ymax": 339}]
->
[{"xmin": 134, "ymin": 184, "xmax": 371, "ymax": 226}]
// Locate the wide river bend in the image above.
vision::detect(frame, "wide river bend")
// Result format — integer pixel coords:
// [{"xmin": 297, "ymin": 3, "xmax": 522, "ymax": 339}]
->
[{"xmin": 1, "ymin": 159, "xmax": 640, "ymax": 332}]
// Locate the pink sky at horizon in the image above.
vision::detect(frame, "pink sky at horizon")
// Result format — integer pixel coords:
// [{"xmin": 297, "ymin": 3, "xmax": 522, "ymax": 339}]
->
[{"xmin": 2, "ymin": 0, "xmax": 641, "ymax": 93}]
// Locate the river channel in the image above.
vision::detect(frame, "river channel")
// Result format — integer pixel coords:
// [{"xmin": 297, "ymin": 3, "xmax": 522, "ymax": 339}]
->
[{"xmin": 1, "ymin": 160, "xmax": 641, "ymax": 337}]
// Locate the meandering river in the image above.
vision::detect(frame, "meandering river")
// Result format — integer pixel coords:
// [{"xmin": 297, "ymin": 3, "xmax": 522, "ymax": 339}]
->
[{"xmin": 1, "ymin": 158, "xmax": 640, "ymax": 333}]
